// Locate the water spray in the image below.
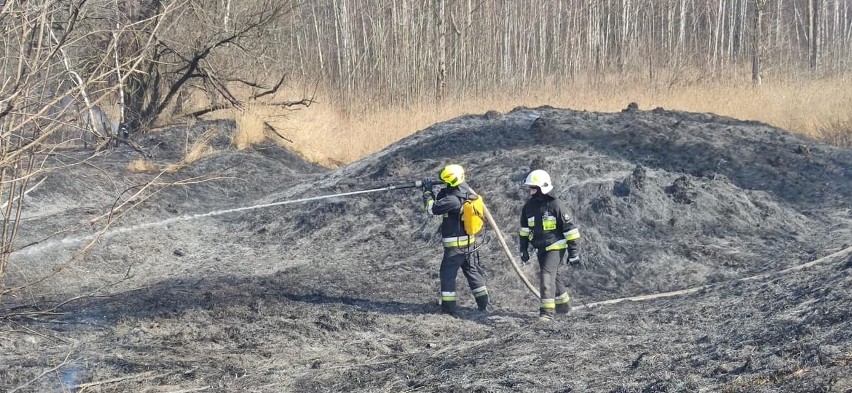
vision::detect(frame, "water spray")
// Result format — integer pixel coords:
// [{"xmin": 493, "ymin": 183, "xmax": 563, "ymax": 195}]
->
[
  {"xmin": 13, "ymin": 178, "xmax": 541, "ymax": 299},
  {"xmin": 13, "ymin": 180, "xmax": 432, "ymax": 257}
]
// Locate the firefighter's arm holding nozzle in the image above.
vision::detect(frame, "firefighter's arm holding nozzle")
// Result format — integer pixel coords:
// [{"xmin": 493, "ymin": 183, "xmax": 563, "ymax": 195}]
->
[
  {"xmin": 421, "ymin": 178, "xmax": 439, "ymax": 213},
  {"xmin": 422, "ymin": 178, "xmax": 464, "ymax": 216}
]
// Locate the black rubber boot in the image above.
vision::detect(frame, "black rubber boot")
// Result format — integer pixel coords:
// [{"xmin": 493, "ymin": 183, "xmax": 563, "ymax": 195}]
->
[
  {"xmin": 538, "ymin": 309, "xmax": 555, "ymax": 323},
  {"xmin": 555, "ymin": 302, "xmax": 571, "ymax": 314},
  {"xmin": 475, "ymin": 294, "xmax": 490, "ymax": 312},
  {"xmin": 441, "ymin": 300, "xmax": 457, "ymax": 315}
]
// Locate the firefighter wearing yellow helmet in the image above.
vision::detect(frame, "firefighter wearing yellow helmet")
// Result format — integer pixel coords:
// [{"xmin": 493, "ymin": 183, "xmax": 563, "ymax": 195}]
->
[
  {"xmin": 422, "ymin": 164, "xmax": 489, "ymax": 315},
  {"xmin": 519, "ymin": 169, "xmax": 581, "ymax": 322}
]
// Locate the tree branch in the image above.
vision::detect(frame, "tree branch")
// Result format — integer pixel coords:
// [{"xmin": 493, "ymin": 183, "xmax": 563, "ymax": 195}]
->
[
  {"xmin": 1, "ymin": 263, "xmax": 135, "ymax": 319},
  {"xmin": 183, "ymin": 103, "xmax": 231, "ymax": 118},
  {"xmin": 8, "ymin": 351, "xmax": 76, "ymax": 393},
  {"xmin": 252, "ymin": 74, "xmax": 287, "ymax": 99},
  {"xmin": 264, "ymin": 122, "xmax": 293, "ymax": 143}
]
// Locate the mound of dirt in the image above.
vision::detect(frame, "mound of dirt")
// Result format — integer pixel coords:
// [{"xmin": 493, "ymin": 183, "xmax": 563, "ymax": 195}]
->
[
  {"xmin": 2, "ymin": 107, "xmax": 850, "ymax": 392},
  {"xmin": 317, "ymin": 106, "xmax": 852, "ymax": 297}
]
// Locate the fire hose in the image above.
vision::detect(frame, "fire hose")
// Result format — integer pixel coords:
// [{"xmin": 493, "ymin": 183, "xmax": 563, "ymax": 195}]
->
[{"xmin": 481, "ymin": 204, "xmax": 540, "ymax": 298}]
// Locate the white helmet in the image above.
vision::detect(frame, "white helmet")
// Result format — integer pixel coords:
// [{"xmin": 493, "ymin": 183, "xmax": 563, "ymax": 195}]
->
[{"xmin": 524, "ymin": 169, "xmax": 553, "ymax": 194}]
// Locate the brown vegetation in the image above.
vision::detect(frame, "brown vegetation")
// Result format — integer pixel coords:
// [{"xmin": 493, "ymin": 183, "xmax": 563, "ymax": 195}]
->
[
  {"xmin": 127, "ymin": 159, "xmax": 159, "ymax": 173},
  {"xmin": 163, "ymin": 130, "xmax": 219, "ymax": 173},
  {"xmin": 199, "ymin": 73, "xmax": 852, "ymax": 166}
]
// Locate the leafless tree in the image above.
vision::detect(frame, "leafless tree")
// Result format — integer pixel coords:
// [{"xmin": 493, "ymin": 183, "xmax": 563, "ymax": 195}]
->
[
  {"xmin": 113, "ymin": 0, "xmax": 305, "ymax": 131},
  {"xmin": 809, "ymin": 0, "xmax": 821, "ymax": 70},
  {"xmin": 0, "ymin": 0, "xmax": 306, "ymax": 300},
  {"xmin": 1, "ymin": 1, "xmax": 99, "ymax": 286}
]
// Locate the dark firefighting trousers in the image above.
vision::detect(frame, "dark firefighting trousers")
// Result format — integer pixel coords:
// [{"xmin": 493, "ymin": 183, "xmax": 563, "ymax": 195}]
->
[
  {"xmin": 439, "ymin": 247, "xmax": 489, "ymax": 314},
  {"xmin": 536, "ymin": 248, "xmax": 571, "ymax": 318}
]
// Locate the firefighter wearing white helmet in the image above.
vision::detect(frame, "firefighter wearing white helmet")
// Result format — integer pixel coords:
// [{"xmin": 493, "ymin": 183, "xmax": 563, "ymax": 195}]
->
[
  {"xmin": 519, "ymin": 169, "xmax": 581, "ymax": 322},
  {"xmin": 422, "ymin": 164, "xmax": 490, "ymax": 315}
]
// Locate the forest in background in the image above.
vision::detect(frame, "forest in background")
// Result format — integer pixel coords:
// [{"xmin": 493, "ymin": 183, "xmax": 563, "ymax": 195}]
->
[
  {"xmin": 4, "ymin": 0, "xmax": 851, "ymax": 129},
  {"xmin": 229, "ymin": 0, "xmax": 852, "ymax": 162},
  {"xmin": 283, "ymin": 0, "xmax": 852, "ymax": 106}
]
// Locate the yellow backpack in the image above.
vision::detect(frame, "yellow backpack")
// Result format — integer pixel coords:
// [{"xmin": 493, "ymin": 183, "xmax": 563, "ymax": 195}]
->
[{"xmin": 461, "ymin": 195, "xmax": 485, "ymax": 235}]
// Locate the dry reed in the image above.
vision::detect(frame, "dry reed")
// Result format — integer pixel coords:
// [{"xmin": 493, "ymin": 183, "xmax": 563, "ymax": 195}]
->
[
  {"xmin": 163, "ymin": 129, "xmax": 218, "ymax": 173},
  {"xmin": 196, "ymin": 74, "xmax": 852, "ymax": 167}
]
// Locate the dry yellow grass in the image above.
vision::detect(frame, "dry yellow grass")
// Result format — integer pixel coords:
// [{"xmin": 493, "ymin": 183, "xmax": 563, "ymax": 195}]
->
[
  {"xmin": 233, "ymin": 105, "xmax": 268, "ymax": 150},
  {"xmin": 162, "ymin": 129, "xmax": 218, "ymax": 173},
  {"xmin": 127, "ymin": 158, "xmax": 158, "ymax": 173},
  {"xmin": 568, "ymin": 75, "xmax": 852, "ymax": 144},
  {"xmin": 192, "ymin": 73, "xmax": 852, "ymax": 168}
]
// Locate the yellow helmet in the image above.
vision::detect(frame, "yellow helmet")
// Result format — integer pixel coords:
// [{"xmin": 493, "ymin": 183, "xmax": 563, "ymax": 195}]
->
[{"xmin": 439, "ymin": 164, "xmax": 465, "ymax": 187}]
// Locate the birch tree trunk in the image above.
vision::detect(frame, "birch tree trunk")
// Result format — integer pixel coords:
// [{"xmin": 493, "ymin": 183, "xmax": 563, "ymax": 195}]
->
[
  {"xmin": 622, "ymin": 0, "xmax": 632, "ymax": 71},
  {"xmin": 809, "ymin": 0, "xmax": 819, "ymax": 70},
  {"xmin": 224, "ymin": 0, "xmax": 232, "ymax": 30},
  {"xmin": 775, "ymin": 0, "xmax": 783, "ymax": 50},
  {"xmin": 677, "ymin": 0, "xmax": 686, "ymax": 61},
  {"xmin": 48, "ymin": 28, "xmax": 106, "ymax": 140},
  {"xmin": 819, "ymin": 0, "xmax": 827, "ymax": 68},
  {"xmin": 833, "ymin": 0, "xmax": 840, "ymax": 67},
  {"xmin": 435, "ymin": 0, "xmax": 446, "ymax": 103},
  {"xmin": 501, "ymin": 0, "xmax": 511, "ymax": 85},
  {"xmin": 713, "ymin": 0, "xmax": 724, "ymax": 71},
  {"xmin": 311, "ymin": 3, "xmax": 325, "ymax": 75},
  {"xmin": 752, "ymin": 0, "xmax": 766, "ymax": 86},
  {"xmin": 333, "ymin": 0, "xmax": 353, "ymax": 108}
]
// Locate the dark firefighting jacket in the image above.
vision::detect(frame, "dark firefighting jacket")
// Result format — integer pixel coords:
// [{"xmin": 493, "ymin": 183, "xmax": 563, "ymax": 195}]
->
[
  {"xmin": 519, "ymin": 193, "xmax": 580, "ymax": 253},
  {"xmin": 429, "ymin": 183, "xmax": 477, "ymax": 248}
]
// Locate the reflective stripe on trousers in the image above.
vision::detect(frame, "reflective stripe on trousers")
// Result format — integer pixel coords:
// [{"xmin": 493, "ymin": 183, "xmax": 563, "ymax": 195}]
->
[
  {"xmin": 472, "ymin": 286, "xmax": 488, "ymax": 298},
  {"xmin": 555, "ymin": 292, "xmax": 570, "ymax": 305}
]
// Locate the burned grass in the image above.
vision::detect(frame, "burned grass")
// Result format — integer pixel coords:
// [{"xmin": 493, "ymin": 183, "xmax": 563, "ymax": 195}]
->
[{"xmin": 2, "ymin": 106, "xmax": 851, "ymax": 392}]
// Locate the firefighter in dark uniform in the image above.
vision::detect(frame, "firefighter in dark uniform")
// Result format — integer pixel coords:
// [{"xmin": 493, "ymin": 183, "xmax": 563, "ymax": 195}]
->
[
  {"xmin": 518, "ymin": 169, "xmax": 581, "ymax": 322},
  {"xmin": 422, "ymin": 164, "xmax": 490, "ymax": 315}
]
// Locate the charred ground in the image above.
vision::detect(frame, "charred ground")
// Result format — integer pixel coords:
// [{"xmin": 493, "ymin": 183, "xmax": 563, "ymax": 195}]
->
[{"xmin": 2, "ymin": 106, "xmax": 851, "ymax": 392}]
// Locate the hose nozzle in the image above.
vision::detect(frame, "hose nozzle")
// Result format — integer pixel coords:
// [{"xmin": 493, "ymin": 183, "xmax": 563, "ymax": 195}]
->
[{"xmin": 415, "ymin": 178, "xmax": 443, "ymax": 190}]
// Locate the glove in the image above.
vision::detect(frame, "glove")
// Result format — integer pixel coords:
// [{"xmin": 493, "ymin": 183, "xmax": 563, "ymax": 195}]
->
[
  {"xmin": 520, "ymin": 250, "xmax": 530, "ymax": 265},
  {"xmin": 420, "ymin": 178, "xmax": 434, "ymax": 192},
  {"xmin": 422, "ymin": 190, "xmax": 434, "ymax": 207},
  {"xmin": 567, "ymin": 250, "xmax": 580, "ymax": 267}
]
